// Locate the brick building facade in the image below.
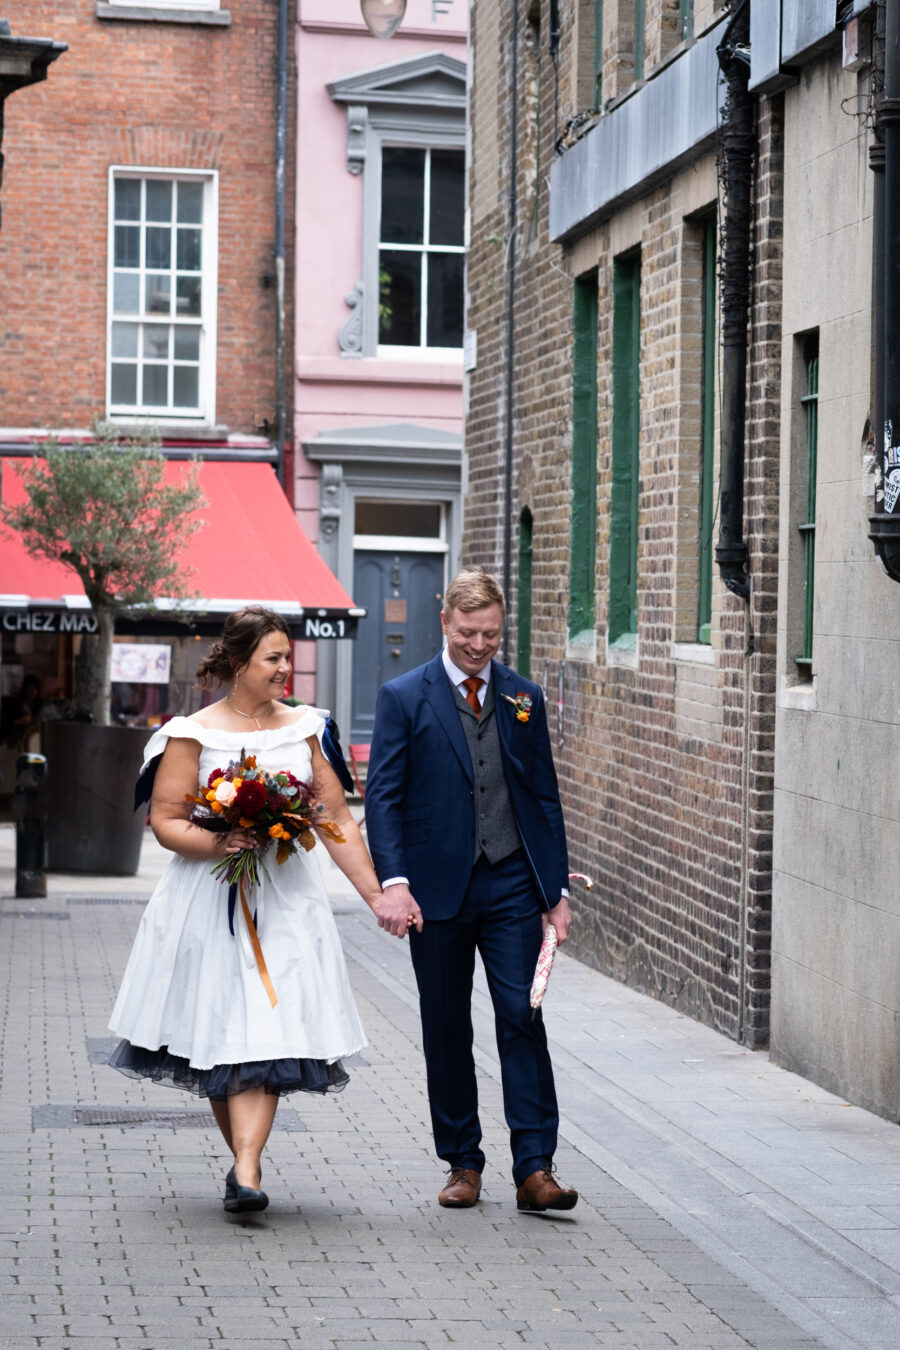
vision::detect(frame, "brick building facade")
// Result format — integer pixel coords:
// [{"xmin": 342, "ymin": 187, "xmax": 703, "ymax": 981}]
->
[
  {"xmin": 0, "ymin": 0, "xmax": 293, "ymax": 449},
  {"xmin": 468, "ymin": 1, "xmax": 900, "ymax": 1119},
  {"xmin": 465, "ymin": 0, "xmax": 784, "ymax": 1047}
]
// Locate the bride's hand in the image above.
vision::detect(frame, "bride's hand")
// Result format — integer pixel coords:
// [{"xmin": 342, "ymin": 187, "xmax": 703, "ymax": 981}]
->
[
  {"xmin": 221, "ymin": 829, "xmax": 258, "ymax": 855},
  {"xmin": 378, "ymin": 883, "xmax": 423, "ymax": 939}
]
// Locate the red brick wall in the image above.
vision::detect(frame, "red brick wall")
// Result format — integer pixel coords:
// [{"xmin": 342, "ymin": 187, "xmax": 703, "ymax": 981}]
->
[{"xmin": 0, "ymin": 1, "xmax": 294, "ymax": 440}]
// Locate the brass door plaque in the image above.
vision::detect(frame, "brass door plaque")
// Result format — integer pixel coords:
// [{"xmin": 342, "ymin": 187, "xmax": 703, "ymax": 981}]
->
[{"xmin": 384, "ymin": 599, "xmax": 407, "ymax": 623}]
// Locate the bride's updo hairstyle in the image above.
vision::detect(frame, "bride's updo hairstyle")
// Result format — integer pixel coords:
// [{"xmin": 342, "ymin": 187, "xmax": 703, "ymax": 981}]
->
[{"xmin": 196, "ymin": 607, "xmax": 292, "ymax": 688}]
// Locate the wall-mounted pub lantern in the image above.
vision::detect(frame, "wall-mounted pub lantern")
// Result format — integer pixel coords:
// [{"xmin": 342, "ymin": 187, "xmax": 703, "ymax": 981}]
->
[{"xmin": 0, "ymin": 19, "xmax": 67, "ymax": 229}]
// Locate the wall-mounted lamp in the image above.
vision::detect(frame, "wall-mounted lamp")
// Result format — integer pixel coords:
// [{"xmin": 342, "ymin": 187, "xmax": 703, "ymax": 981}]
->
[{"xmin": 359, "ymin": 0, "xmax": 407, "ymax": 39}]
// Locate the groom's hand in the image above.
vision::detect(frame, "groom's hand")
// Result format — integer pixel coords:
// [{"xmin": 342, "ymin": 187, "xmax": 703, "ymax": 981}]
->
[
  {"xmin": 545, "ymin": 896, "xmax": 572, "ymax": 943},
  {"xmin": 378, "ymin": 883, "xmax": 424, "ymax": 939}
]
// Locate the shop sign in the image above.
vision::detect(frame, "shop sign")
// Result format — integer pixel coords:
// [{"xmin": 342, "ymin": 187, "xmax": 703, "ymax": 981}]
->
[
  {"xmin": 301, "ymin": 616, "xmax": 352, "ymax": 639},
  {"xmin": 1, "ymin": 609, "xmax": 99, "ymax": 634}
]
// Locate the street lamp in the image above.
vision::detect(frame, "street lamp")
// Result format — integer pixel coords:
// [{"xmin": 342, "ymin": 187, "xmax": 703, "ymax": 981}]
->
[{"xmin": 359, "ymin": 0, "xmax": 407, "ymax": 40}]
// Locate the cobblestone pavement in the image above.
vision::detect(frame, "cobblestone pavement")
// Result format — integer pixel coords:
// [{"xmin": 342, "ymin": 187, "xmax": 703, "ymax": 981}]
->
[{"xmin": 2, "ymin": 822, "xmax": 900, "ymax": 1349}]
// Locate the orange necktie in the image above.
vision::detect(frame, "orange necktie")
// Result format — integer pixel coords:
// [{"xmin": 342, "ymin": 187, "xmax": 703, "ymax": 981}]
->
[{"xmin": 461, "ymin": 676, "xmax": 483, "ymax": 718}]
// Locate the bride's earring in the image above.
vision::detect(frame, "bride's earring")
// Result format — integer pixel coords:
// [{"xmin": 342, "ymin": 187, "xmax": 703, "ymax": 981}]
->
[{"xmin": 232, "ymin": 674, "xmax": 239, "ymax": 696}]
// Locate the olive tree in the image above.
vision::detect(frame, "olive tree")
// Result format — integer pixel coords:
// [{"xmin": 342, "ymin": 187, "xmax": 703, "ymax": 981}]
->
[{"xmin": 2, "ymin": 427, "xmax": 206, "ymax": 726}]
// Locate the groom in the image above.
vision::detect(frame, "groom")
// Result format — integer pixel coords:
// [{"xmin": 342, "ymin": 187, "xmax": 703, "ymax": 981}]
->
[{"xmin": 365, "ymin": 569, "xmax": 577, "ymax": 1211}]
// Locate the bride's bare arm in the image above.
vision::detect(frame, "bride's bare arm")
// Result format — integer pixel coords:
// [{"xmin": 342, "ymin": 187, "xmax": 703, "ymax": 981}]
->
[
  {"xmin": 150, "ymin": 737, "xmax": 256, "ymax": 860},
  {"xmin": 307, "ymin": 737, "xmax": 406, "ymax": 922}
]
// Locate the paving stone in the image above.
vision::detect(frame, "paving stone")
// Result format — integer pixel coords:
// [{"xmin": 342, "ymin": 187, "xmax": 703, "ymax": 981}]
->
[{"xmin": 5, "ymin": 826, "xmax": 900, "ymax": 1350}]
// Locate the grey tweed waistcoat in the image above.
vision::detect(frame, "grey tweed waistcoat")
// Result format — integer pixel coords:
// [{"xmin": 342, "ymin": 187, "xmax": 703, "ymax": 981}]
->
[{"xmin": 453, "ymin": 677, "xmax": 522, "ymax": 866}]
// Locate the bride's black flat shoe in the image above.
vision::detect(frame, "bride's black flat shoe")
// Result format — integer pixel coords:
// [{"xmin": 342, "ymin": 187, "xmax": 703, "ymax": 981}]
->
[{"xmin": 223, "ymin": 1165, "xmax": 268, "ymax": 1213}]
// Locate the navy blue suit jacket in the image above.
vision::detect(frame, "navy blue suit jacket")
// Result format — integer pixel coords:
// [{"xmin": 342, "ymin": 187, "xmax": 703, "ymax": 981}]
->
[{"xmin": 365, "ymin": 654, "xmax": 569, "ymax": 919}]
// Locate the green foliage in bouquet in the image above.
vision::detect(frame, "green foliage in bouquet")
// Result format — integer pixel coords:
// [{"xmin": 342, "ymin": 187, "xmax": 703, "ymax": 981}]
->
[{"xmin": 1, "ymin": 423, "xmax": 207, "ymax": 727}]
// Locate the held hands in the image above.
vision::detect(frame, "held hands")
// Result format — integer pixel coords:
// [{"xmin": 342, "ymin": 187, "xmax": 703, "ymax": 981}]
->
[
  {"xmin": 376, "ymin": 882, "xmax": 424, "ymax": 939},
  {"xmin": 544, "ymin": 895, "xmax": 572, "ymax": 942}
]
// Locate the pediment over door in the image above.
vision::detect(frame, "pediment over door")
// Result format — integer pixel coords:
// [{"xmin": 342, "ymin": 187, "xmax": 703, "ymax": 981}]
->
[{"xmin": 327, "ymin": 50, "xmax": 466, "ymax": 112}]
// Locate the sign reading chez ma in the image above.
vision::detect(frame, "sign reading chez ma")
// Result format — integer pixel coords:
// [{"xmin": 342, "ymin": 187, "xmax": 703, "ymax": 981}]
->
[
  {"xmin": 2, "ymin": 610, "xmax": 98, "ymax": 634},
  {"xmin": 1, "ymin": 610, "xmax": 359, "ymax": 639}
]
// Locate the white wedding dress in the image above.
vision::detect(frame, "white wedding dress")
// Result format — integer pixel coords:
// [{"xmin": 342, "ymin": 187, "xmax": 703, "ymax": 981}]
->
[{"xmin": 108, "ymin": 708, "xmax": 366, "ymax": 1098}]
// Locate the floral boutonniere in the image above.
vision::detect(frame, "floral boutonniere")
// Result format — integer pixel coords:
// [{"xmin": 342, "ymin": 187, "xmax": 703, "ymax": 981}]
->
[{"xmin": 501, "ymin": 692, "xmax": 532, "ymax": 723}]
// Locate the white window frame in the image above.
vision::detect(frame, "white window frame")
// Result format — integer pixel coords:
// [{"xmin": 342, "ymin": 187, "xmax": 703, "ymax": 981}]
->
[
  {"xmin": 106, "ymin": 167, "xmax": 218, "ymax": 425},
  {"xmin": 353, "ymin": 497, "xmax": 449, "ymax": 551},
  {"xmin": 328, "ymin": 52, "xmax": 467, "ymax": 362},
  {"xmin": 377, "ymin": 144, "xmax": 466, "ymax": 360}
]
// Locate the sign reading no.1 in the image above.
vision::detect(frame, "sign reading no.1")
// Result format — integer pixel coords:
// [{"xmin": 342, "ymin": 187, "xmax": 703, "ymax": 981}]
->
[{"xmin": 301, "ymin": 616, "xmax": 352, "ymax": 640}]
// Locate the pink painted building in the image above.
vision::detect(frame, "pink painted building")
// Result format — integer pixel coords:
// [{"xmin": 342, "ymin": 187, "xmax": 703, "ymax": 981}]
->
[{"xmin": 292, "ymin": 0, "xmax": 466, "ymax": 739}]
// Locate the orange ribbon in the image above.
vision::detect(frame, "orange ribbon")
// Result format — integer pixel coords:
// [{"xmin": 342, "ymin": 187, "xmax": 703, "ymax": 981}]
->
[{"xmin": 239, "ymin": 878, "xmax": 278, "ymax": 1008}]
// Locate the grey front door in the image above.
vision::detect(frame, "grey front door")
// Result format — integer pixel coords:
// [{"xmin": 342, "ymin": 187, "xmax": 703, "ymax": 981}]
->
[{"xmin": 351, "ymin": 550, "xmax": 444, "ymax": 741}]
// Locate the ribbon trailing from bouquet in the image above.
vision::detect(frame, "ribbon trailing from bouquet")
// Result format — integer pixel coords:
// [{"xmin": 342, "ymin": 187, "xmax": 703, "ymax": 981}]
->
[{"xmin": 235, "ymin": 878, "xmax": 277, "ymax": 1008}]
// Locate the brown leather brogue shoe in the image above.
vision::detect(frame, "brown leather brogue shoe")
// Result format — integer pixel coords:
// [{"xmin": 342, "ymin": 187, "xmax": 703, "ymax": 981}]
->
[
  {"xmin": 438, "ymin": 1166, "xmax": 482, "ymax": 1208},
  {"xmin": 515, "ymin": 1167, "xmax": 578, "ymax": 1212}
]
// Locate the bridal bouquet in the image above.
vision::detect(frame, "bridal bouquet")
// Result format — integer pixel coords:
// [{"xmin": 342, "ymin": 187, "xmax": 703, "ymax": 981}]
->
[{"xmin": 187, "ymin": 752, "xmax": 344, "ymax": 891}]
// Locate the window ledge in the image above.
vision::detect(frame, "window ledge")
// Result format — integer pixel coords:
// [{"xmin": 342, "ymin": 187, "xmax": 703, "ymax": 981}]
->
[
  {"xmin": 607, "ymin": 633, "xmax": 638, "ymax": 668},
  {"xmin": 566, "ymin": 629, "xmax": 597, "ymax": 664},
  {"xmin": 107, "ymin": 418, "xmax": 223, "ymax": 437},
  {"xmin": 299, "ymin": 355, "xmax": 463, "ymax": 387},
  {"xmin": 96, "ymin": 4, "xmax": 232, "ymax": 25},
  {"xmin": 780, "ymin": 677, "xmax": 817, "ymax": 712},
  {"xmin": 670, "ymin": 641, "xmax": 715, "ymax": 666}
]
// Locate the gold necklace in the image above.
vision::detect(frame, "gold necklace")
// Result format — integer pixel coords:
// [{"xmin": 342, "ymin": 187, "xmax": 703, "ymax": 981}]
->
[{"xmin": 226, "ymin": 696, "xmax": 274, "ymax": 731}]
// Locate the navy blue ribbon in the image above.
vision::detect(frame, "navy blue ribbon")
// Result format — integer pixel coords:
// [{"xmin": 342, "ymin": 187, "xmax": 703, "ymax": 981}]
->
[
  {"xmin": 134, "ymin": 753, "xmax": 160, "ymax": 811},
  {"xmin": 323, "ymin": 716, "xmax": 354, "ymax": 793},
  {"xmin": 226, "ymin": 880, "xmax": 256, "ymax": 936}
]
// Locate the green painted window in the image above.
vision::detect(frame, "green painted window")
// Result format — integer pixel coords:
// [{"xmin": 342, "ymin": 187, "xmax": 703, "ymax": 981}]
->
[
  {"xmin": 680, "ymin": 0, "xmax": 693, "ymax": 41},
  {"xmin": 610, "ymin": 252, "xmax": 641, "ymax": 645},
  {"xmin": 517, "ymin": 507, "xmax": 533, "ymax": 679},
  {"xmin": 698, "ymin": 215, "xmax": 716, "ymax": 644},
  {"xmin": 594, "ymin": 0, "xmax": 604, "ymax": 109},
  {"xmin": 569, "ymin": 273, "xmax": 599, "ymax": 640},
  {"xmin": 634, "ymin": 0, "xmax": 645, "ymax": 81},
  {"xmin": 796, "ymin": 336, "xmax": 819, "ymax": 672}
]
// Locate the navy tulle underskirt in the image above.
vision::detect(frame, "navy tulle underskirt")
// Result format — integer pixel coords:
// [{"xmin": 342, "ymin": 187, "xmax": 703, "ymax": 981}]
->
[{"xmin": 107, "ymin": 1040, "xmax": 350, "ymax": 1101}]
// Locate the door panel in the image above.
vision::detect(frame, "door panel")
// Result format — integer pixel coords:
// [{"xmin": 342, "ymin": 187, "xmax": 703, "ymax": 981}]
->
[{"xmin": 351, "ymin": 550, "xmax": 444, "ymax": 741}]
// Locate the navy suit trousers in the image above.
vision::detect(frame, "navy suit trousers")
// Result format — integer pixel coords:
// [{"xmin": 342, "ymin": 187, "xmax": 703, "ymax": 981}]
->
[{"xmin": 408, "ymin": 848, "xmax": 559, "ymax": 1186}]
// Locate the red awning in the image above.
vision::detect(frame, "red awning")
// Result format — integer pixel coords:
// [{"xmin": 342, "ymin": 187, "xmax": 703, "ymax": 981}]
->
[{"xmin": 0, "ymin": 460, "xmax": 361, "ymax": 637}]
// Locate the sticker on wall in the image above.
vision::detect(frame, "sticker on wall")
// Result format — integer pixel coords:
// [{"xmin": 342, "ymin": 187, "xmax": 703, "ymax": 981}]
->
[{"xmin": 885, "ymin": 468, "xmax": 900, "ymax": 514}]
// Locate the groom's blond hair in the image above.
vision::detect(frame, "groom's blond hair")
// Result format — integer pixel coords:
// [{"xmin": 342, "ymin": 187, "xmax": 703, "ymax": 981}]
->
[{"xmin": 442, "ymin": 569, "xmax": 506, "ymax": 618}]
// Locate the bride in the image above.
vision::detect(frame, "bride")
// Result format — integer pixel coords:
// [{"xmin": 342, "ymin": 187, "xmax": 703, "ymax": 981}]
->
[{"xmin": 108, "ymin": 606, "xmax": 414, "ymax": 1214}]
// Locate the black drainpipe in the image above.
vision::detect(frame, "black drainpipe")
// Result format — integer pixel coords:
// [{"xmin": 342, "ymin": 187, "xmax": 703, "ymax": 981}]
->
[
  {"xmin": 502, "ymin": 0, "xmax": 520, "ymax": 661},
  {"xmin": 715, "ymin": 1, "xmax": 752, "ymax": 603},
  {"xmin": 869, "ymin": 0, "xmax": 900, "ymax": 579},
  {"xmin": 274, "ymin": 0, "xmax": 288, "ymax": 488}
]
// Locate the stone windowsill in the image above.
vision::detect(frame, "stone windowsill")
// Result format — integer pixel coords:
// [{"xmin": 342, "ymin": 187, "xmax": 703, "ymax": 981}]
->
[
  {"xmin": 607, "ymin": 632, "xmax": 638, "ymax": 668},
  {"xmin": 96, "ymin": 4, "xmax": 232, "ymax": 26},
  {"xmin": 566, "ymin": 628, "xmax": 597, "ymax": 664},
  {"xmin": 780, "ymin": 676, "xmax": 817, "ymax": 712},
  {"xmin": 670, "ymin": 640, "xmax": 716, "ymax": 666}
]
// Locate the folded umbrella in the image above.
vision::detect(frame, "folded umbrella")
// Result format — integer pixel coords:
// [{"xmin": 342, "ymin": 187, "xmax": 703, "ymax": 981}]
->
[{"xmin": 530, "ymin": 873, "xmax": 593, "ymax": 1009}]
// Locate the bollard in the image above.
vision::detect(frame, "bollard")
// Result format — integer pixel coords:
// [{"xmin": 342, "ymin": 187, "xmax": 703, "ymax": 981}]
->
[{"xmin": 13, "ymin": 752, "xmax": 48, "ymax": 898}]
